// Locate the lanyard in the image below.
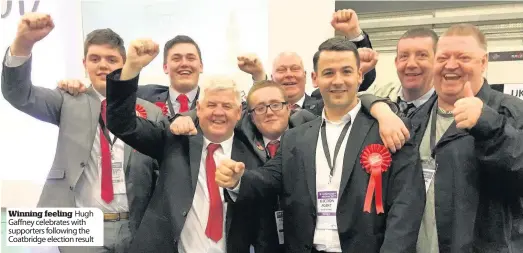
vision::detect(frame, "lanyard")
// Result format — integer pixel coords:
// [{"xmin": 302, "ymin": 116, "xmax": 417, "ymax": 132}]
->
[
  {"xmin": 99, "ymin": 116, "xmax": 118, "ymax": 150},
  {"xmin": 320, "ymin": 119, "xmax": 352, "ymax": 182}
]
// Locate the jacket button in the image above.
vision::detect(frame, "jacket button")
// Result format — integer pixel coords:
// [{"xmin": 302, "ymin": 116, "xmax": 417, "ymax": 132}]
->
[
  {"xmin": 69, "ymin": 186, "xmax": 73, "ymax": 191},
  {"xmin": 182, "ymin": 211, "xmax": 187, "ymax": 217},
  {"xmin": 80, "ymin": 162, "xmax": 85, "ymax": 167}
]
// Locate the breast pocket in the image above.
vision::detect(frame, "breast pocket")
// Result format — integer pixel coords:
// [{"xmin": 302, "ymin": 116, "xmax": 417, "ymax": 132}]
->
[{"xmin": 47, "ymin": 169, "xmax": 66, "ymax": 180}]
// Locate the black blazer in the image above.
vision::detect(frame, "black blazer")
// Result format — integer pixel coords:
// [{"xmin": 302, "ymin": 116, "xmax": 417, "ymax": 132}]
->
[
  {"xmin": 237, "ymin": 111, "xmax": 425, "ymax": 253},
  {"xmin": 105, "ymin": 70, "xmax": 270, "ymax": 253}
]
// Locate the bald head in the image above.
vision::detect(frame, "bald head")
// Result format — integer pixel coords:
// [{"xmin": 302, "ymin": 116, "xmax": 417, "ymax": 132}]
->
[{"xmin": 271, "ymin": 51, "xmax": 307, "ymax": 105}]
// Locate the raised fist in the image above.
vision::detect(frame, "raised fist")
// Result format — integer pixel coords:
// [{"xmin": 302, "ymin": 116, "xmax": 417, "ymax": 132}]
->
[
  {"xmin": 127, "ymin": 39, "xmax": 160, "ymax": 70},
  {"xmin": 358, "ymin": 48, "xmax": 379, "ymax": 75},
  {"xmin": 170, "ymin": 116, "xmax": 198, "ymax": 136},
  {"xmin": 237, "ymin": 54, "xmax": 265, "ymax": 81},
  {"xmin": 215, "ymin": 159, "xmax": 245, "ymax": 189},
  {"xmin": 331, "ymin": 9, "xmax": 361, "ymax": 39},
  {"xmin": 11, "ymin": 13, "xmax": 55, "ymax": 56}
]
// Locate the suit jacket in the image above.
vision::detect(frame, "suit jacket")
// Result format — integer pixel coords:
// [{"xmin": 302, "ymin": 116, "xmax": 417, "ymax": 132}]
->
[
  {"xmin": 1, "ymin": 55, "xmax": 162, "ymax": 237},
  {"xmin": 311, "ymin": 31, "xmax": 377, "ymax": 99},
  {"xmin": 136, "ymin": 84, "xmax": 199, "ymax": 117},
  {"xmin": 237, "ymin": 111, "xmax": 425, "ymax": 253},
  {"xmin": 105, "ymin": 69, "xmax": 274, "ymax": 253},
  {"xmin": 409, "ymin": 81, "xmax": 523, "ymax": 253}
]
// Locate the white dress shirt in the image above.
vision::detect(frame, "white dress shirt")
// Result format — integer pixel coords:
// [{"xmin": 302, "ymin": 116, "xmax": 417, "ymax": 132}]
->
[
  {"xmin": 313, "ymin": 101, "xmax": 361, "ymax": 252},
  {"xmin": 168, "ymin": 85, "xmax": 198, "ymax": 115},
  {"xmin": 5, "ymin": 51, "xmax": 129, "ymax": 213},
  {"xmin": 293, "ymin": 94, "xmax": 306, "ymax": 108},
  {"xmin": 178, "ymin": 135, "xmax": 234, "ymax": 253}
]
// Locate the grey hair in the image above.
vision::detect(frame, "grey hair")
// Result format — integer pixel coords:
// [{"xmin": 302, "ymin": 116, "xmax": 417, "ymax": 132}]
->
[{"xmin": 199, "ymin": 75, "xmax": 242, "ymax": 106}]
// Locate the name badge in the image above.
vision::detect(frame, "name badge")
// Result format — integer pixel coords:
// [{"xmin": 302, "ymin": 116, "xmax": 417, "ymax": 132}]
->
[
  {"xmin": 274, "ymin": 211, "xmax": 284, "ymax": 244},
  {"xmin": 421, "ymin": 158, "xmax": 436, "ymax": 193},
  {"xmin": 316, "ymin": 190, "xmax": 338, "ymax": 230}
]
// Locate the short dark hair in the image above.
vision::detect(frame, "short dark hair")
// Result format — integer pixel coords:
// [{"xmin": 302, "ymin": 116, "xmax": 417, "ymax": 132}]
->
[
  {"xmin": 398, "ymin": 28, "xmax": 439, "ymax": 52},
  {"xmin": 247, "ymin": 80, "xmax": 288, "ymax": 108},
  {"xmin": 313, "ymin": 37, "xmax": 360, "ymax": 72},
  {"xmin": 163, "ymin": 35, "xmax": 202, "ymax": 64},
  {"xmin": 84, "ymin": 29, "xmax": 126, "ymax": 62}
]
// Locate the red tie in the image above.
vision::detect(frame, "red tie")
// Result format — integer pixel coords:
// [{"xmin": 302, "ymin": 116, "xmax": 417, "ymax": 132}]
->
[
  {"xmin": 100, "ymin": 100, "xmax": 114, "ymax": 203},
  {"xmin": 205, "ymin": 143, "xmax": 223, "ymax": 242},
  {"xmin": 177, "ymin": 94, "xmax": 189, "ymax": 113},
  {"xmin": 291, "ymin": 104, "xmax": 300, "ymax": 111},
  {"xmin": 266, "ymin": 140, "xmax": 280, "ymax": 158}
]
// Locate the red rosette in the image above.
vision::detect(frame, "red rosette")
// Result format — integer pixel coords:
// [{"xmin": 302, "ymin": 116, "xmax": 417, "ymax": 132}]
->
[
  {"xmin": 154, "ymin": 102, "xmax": 169, "ymax": 115},
  {"xmin": 360, "ymin": 144, "xmax": 392, "ymax": 214},
  {"xmin": 135, "ymin": 104, "xmax": 147, "ymax": 119}
]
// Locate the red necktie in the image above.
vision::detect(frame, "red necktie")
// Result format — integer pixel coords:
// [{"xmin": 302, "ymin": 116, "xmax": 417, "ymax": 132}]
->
[
  {"xmin": 266, "ymin": 140, "xmax": 280, "ymax": 158},
  {"xmin": 100, "ymin": 100, "xmax": 114, "ymax": 203},
  {"xmin": 205, "ymin": 143, "xmax": 223, "ymax": 242},
  {"xmin": 177, "ymin": 94, "xmax": 189, "ymax": 113},
  {"xmin": 291, "ymin": 104, "xmax": 300, "ymax": 111}
]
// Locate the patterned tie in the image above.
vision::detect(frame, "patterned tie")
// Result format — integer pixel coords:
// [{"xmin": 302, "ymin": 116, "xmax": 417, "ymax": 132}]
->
[
  {"xmin": 100, "ymin": 100, "xmax": 114, "ymax": 203},
  {"xmin": 266, "ymin": 140, "xmax": 280, "ymax": 158},
  {"xmin": 205, "ymin": 143, "xmax": 223, "ymax": 242},
  {"xmin": 177, "ymin": 94, "xmax": 189, "ymax": 113},
  {"xmin": 290, "ymin": 104, "xmax": 300, "ymax": 111},
  {"xmin": 398, "ymin": 99, "xmax": 416, "ymax": 117}
]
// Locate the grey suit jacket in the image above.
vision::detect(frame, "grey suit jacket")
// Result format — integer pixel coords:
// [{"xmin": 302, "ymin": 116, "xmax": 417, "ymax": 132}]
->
[{"xmin": 1, "ymin": 54, "xmax": 162, "ymax": 236}]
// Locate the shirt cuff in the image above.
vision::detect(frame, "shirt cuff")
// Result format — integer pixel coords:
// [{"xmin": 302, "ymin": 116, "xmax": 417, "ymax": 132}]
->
[
  {"xmin": 226, "ymin": 179, "xmax": 241, "ymax": 202},
  {"xmin": 4, "ymin": 48, "xmax": 31, "ymax": 68},
  {"xmin": 348, "ymin": 31, "xmax": 365, "ymax": 42}
]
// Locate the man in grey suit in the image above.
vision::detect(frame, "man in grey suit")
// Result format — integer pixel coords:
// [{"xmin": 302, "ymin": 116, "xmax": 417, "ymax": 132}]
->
[{"xmin": 1, "ymin": 13, "xmax": 163, "ymax": 253}]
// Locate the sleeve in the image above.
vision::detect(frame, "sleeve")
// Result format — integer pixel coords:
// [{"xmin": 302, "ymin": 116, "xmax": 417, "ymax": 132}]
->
[
  {"xmin": 1, "ymin": 48, "xmax": 63, "ymax": 125},
  {"xmin": 469, "ymin": 101, "xmax": 523, "ymax": 194},
  {"xmin": 105, "ymin": 68, "xmax": 170, "ymax": 162},
  {"xmin": 353, "ymin": 31, "xmax": 376, "ymax": 91},
  {"xmin": 380, "ymin": 137, "xmax": 425, "ymax": 252},
  {"xmin": 359, "ymin": 93, "xmax": 399, "ymax": 115}
]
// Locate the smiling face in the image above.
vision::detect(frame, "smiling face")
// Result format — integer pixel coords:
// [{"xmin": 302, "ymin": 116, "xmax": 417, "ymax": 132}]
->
[
  {"xmin": 312, "ymin": 50, "xmax": 362, "ymax": 111},
  {"xmin": 433, "ymin": 35, "xmax": 487, "ymax": 101},
  {"xmin": 271, "ymin": 52, "xmax": 307, "ymax": 104},
  {"xmin": 196, "ymin": 87, "xmax": 241, "ymax": 143},
  {"xmin": 83, "ymin": 44, "xmax": 124, "ymax": 94},
  {"xmin": 248, "ymin": 86, "xmax": 290, "ymax": 140},
  {"xmin": 395, "ymin": 36, "xmax": 435, "ymax": 93},
  {"xmin": 164, "ymin": 42, "xmax": 203, "ymax": 93}
]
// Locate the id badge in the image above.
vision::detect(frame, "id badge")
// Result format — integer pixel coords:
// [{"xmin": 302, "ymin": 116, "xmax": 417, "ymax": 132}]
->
[
  {"xmin": 111, "ymin": 160, "xmax": 126, "ymax": 195},
  {"xmin": 421, "ymin": 158, "xmax": 436, "ymax": 193},
  {"xmin": 274, "ymin": 210, "xmax": 284, "ymax": 244},
  {"xmin": 316, "ymin": 190, "xmax": 338, "ymax": 230}
]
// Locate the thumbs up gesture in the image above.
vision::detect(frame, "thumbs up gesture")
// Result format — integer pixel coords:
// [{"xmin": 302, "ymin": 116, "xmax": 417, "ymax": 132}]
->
[
  {"xmin": 11, "ymin": 13, "xmax": 55, "ymax": 56},
  {"xmin": 331, "ymin": 9, "xmax": 362, "ymax": 39},
  {"xmin": 215, "ymin": 159, "xmax": 245, "ymax": 188},
  {"xmin": 121, "ymin": 39, "xmax": 159, "ymax": 80},
  {"xmin": 453, "ymin": 79, "xmax": 483, "ymax": 129}
]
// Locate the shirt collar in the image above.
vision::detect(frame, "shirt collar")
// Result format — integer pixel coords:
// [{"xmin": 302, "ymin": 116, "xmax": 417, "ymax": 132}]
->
[
  {"xmin": 294, "ymin": 94, "xmax": 306, "ymax": 108},
  {"xmin": 398, "ymin": 87, "xmax": 435, "ymax": 108},
  {"xmin": 169, "ymin": 85, "xmax": 199, "ymax": 103},
  {"xmin": 203, "ymin": 133, "xmax": 234, "ymax": 152},
  {"xmin": 93, "ymin": 87, "xmax": 105, "ymax": 101},
  {"xmin": 262, "ymin": 136, "xmax": 281, "ymax": 148},
  {"xmin": 321, "ymin": 100, "xmax": 361, "ymax": 124}
]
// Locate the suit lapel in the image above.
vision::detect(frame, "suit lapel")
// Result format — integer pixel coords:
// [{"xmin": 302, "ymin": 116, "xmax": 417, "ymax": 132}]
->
[
  {"xmin": 227, "ymin": 138, "xmax": 247, "ymax": 237},
  {"xmin": 301, "ymin": 118, "xmax": 322, "ymax": 207},
  {"xmin": 190, "ymin": 87, "xmax": 200, "ymax": 110},
  {"xmin": 188, "ymin": 130, "xmax": 204, "ymax": 191},
  {"xmin": 339, "ymin": 111, "xmax": 374, "ymax": 199},
  {"xmin": 86, "ymin": 88, "xmax": 101, "ymax": 141}
]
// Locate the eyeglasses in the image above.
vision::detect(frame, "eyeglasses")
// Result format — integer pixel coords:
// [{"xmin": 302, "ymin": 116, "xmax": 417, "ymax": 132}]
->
[{"xmin": 249, "ymin": 102, "xmax": 289, "ymax": 115}]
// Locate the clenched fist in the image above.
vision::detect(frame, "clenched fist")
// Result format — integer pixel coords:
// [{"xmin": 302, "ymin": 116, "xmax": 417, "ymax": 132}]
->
[
  {"xmin": 57, "ymin": 79, "xmax": 88, "ymax": 96},
  {"xmin": 453, "ymin": 81, "xmax": 483, "ymax": 129},
  {"xmin": 215, "ymin": 159, "xmax": 245, "ymax": 189},
  {"xmin": 358, "ymin": 48, "xmax": 378, "ymax": 75},
  {"xmin": 237, "ymin": 54, "xmax": 265, "ymax": 81},
  {"xmin": 121, "ymin": 39, "xmax": 159, "ymax": 80},
  {"xmin": 331, "ymin": 9, "xmax": 361, "ymax": 39},
  {"xmin": 170, "ymin": 116, "xmax": 198, "ymax": 135},
  {"xmin": 11, "ymin": 13, "xmax": 55, "ymax": 56}
]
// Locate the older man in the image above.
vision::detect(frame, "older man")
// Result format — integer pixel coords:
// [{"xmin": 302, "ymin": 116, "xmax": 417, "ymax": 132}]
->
[
  {"xmin": 410, "ymin": 24, "xmax": 523, "ymax": 253},
  {"xmin": 104, "ymin": 38, "xmax": 279, "ymax": 252}
]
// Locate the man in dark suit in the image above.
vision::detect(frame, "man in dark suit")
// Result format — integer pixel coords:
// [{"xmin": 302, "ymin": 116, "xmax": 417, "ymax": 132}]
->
[
  {"xmin": 2, "ymin": 13, "xmax": 162, "ymax": 253},
  {"xmin": 215, "ymin": 37, "xmax": 425, "ymax": 253},
  {"xmin": 105, "ymin": 38, "xmax": 279, "ymax": 253}
]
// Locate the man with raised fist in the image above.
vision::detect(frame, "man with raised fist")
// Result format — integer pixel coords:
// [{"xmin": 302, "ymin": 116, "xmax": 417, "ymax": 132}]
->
[
  {"xmin": 215, "ymin": 37, "xmax": 425, "ymax": 253},
  {"xmin": 2, "ymin": 13, "xmax": 163, "ymax": 253},
  {"xmin": 104, "ymin": 38, "xmax": 280, "ymax": 253},
  {"xmin": 409, "ymin": 24, "xmax": 523, "ymax": 252}
]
